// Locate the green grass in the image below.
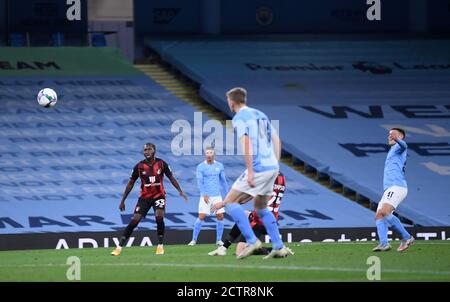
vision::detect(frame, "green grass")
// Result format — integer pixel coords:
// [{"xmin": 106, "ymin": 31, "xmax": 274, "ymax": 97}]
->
[{"xmin": 0, "ymin": 242, "xmax": 449, "ymax": 282}]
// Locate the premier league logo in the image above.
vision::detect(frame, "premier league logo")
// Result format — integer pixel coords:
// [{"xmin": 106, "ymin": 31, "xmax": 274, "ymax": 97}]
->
[{"xmin": 352, "ymin": 61, "xmax": 392, "ymax": 74}]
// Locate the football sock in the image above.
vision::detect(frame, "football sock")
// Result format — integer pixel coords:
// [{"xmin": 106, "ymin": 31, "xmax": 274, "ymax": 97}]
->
[
  {"xmin": 385, "ymin": 214, "xmax": 410, "ymax": 240},
  {"xmin": 225, "ymin": 203, "xmax": 257, "ymax": 245},
  {"xmin": 222, "ymin": 239, "xmax": 232, "ymax": 249},
  {"xmin": 216, "ymin": 220, "xmax": 224, "ymax": 242},
  {"xmin": 257, "ymin": 208, "xmax": 283, "ymax": 250},
  {"xmin": 376, "ymin": 219, "xmax": 389, "ymax": 245},
  {"xmin": 156, "ymin": 216, "xmax": 165, "ymax": 245},
  {"xmin": 119, "ymin": 218, "xmax": 139, "ymax": 247},
  {"xmin": 223, "ymin": 224, "xmax": 243, "ymax": 248},
  {"xmin": 192, "ymin": 218, "xmax": 204, "ymax": 241}
]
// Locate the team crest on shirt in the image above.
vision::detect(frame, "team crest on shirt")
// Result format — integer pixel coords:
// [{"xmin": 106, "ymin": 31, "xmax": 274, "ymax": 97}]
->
[
  {"xmin": 215, "ymin": 168, "xmax": 220, "ymax": 172},
  {"xmin": 157, "ymin": 168, "xmax": 161, "ymax": 175},
  {"xmin": 142, "ymin": 171, "xmax": 146, "ymax": 175}
]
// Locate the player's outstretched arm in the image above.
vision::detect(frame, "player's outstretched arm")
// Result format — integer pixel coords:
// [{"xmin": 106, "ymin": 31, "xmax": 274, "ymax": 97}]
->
[
  {"xmin": 119, "ymin": 179, "xmax": 136, "ymax": 211},
  {"xmin": 395, "ymin": 138, "xmax": 408, "ymax": 150},
  {"xmin": 168, "ymin": 174, "xmax": 188, "ymax": 202}
]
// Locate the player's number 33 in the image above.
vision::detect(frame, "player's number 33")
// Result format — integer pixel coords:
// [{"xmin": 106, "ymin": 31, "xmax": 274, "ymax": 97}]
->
[{"xmin": 155, "ymin": 199, "xmax": 165, "ymax": 207}]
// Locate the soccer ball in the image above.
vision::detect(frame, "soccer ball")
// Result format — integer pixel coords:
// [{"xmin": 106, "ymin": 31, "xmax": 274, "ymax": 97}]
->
[{"xmin": 37, "ymin": 88, "xmax": 58, "ymax": 108}]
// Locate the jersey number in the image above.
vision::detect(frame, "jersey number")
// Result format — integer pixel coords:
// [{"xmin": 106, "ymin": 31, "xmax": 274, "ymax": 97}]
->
[
  {"xmin": 257, "ymin": 119, "xmax": 271, "ymax": 144},
  {"xmin": 154, "ymin": 199, "xmax": 165, "ymax": 207},
  {"xmin": 267, "ymin": 193, "xmax": 282, "ymax": 212}
]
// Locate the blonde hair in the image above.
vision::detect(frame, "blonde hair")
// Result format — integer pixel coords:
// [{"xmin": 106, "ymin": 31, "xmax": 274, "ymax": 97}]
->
[{"xmin": 226, "ymin": 87, "xmax": 247, "ymax": 104}]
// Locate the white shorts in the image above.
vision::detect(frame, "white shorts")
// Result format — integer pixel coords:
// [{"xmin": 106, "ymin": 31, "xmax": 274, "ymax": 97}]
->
[
  {"xmin": 377, "ymin": 185, "xmax": 408, "ymax": 211},
  {"xmin": 198, "ymin": 195, "xmax": 225, "ymax": 215},
  {"xmin": 232, "ymin": 169, "xmax": 278, "ymax": 197}
]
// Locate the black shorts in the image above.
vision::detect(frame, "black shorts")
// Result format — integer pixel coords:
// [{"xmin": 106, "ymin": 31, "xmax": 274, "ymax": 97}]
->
[{"xmin": 134, "ymin": 197, "xmax": 166, "ymax": 217}]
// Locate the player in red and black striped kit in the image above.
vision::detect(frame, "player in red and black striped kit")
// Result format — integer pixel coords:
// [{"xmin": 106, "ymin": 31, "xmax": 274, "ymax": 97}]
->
[
  {"xmin": 111, "ymin": 143, "xmax": 188, "ymax": 256},
  {"xmin": 208, "ymin": 171, "xmax": 293, "ymax": 257}
]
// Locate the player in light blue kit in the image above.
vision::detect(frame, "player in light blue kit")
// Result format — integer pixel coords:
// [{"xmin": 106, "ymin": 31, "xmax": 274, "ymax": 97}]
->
[
  {"xmin": 188, "ymin": 146, "xmax": 228, "ymax": 246},
  {"xmin": 211, "ymin": 87, "xmax": 290, "ymax": 259},
  {"xmin": 373, "ymin": 128, "xmax": 415, "ymax": 252}
]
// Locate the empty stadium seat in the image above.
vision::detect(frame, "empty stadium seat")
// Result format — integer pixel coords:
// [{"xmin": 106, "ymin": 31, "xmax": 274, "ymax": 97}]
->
[
  {"xmin": 9, "ymin": 33, "xmax": 25, "ymax": 47},
  {"xmin": 0, "ymin": 47, "xmax": 376, "ymax": 235},
  {"xmin": 51, "ymin": 33, "xmax": 64, "ymax": 46},
  {"xmin": 92, "ymin": 33, "xmax": 107, "ymax": 47},
  {"xmin": 145, "ymin": 37, "xmax": 450, "ymax": 226}
]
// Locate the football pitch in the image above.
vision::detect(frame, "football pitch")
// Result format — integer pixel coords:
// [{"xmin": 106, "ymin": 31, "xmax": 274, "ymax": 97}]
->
[{"xmin": 0, "ymin": 242, "xmax": 449, "ymax": 282}]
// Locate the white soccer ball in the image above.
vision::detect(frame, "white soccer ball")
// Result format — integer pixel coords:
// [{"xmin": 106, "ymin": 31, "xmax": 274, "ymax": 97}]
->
[{"xmin": 37, "ymin": 88, "xmax": 58, "ymax": 108}]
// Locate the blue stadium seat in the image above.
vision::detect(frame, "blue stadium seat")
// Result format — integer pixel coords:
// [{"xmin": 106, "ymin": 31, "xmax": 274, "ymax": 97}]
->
[
  {"xmin": 9, "ymin": 33, "xmax": 25, "ymax": 47},
  {"xmin": 52, "ymin": 33, "xmax": 65, "ymax": 46},
  {"xmin": 145, "ymin": 37, "xmax": 450, "ymax": 226},
  {"xmin": 92, "ymin": 33, "xmax": 107, "ymax": 47},
  {"xmin": 0, "ymin": 48, "xmax": 376, "ymax": 234}
]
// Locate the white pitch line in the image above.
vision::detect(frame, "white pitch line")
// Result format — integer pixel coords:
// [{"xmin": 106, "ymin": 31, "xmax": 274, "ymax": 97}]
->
[
  {"xmin": 1, "ymin": 262, "xmax": 449, "ymax": 276},
  {"xmin": 294, "ymin": 241, "xmax": 450, "ymax": 245}
]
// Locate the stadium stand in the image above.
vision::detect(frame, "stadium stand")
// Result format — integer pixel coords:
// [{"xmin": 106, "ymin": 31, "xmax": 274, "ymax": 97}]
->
[
  {"xmin": 145, "ymin": 36, "xmax": 450, "ymax": 226},
  {"xmin": 51, "ymin": 33, "xmax": 64, "ymax": 47},
  {"xmin": 91, "ymin": 33, "xmax": 107, "ymax": 47},
  {"xmin": 0, "ymin": 47, "xmax": 376, "ymax": 236},
  {"xmin": 9, "ymin": 33, "xmax": 25, "ymax": 47}
]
